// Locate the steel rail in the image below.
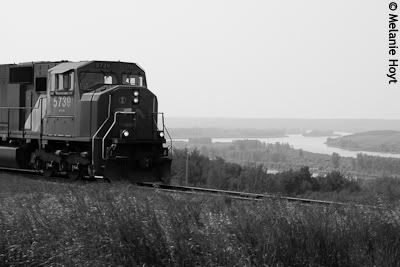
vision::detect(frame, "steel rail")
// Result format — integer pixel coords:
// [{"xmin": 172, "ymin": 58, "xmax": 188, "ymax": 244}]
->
[
  {"xmin": 0, "ymin": 167, "xmax": 42, "ymax": 174},
  {"xmin": 136, "ymin": 182, "xmax": 377, "ymax": 208},
  {"xmin": 0, "ymin": 167, "xmax": 378, "ymax": 209}
]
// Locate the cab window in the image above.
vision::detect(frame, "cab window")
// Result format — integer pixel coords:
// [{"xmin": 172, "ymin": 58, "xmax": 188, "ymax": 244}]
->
[
  {"xmin": 79, "ymin": 72, "xmax": 117, "ymax": 91},
  {"xmin": 55, "ymin": 71, "xmax": 74, "ymax": 92},
  {"xmin": 122, "ymin": 74, "xmax": 143, "ymax": 86},
  {"xmin": 104, "ymin": 75, "xmax": 113, "ymax": 84}
]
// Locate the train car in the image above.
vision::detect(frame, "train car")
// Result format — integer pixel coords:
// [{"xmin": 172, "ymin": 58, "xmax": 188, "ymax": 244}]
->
[{"xmin": 0, "ymin": 61, "xmax": 172, "ymax": 182}]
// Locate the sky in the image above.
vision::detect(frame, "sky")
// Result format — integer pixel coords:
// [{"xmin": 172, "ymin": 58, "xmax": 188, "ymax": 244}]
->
[{"xmin": 0, "ymin": 0, "xmax": 397, "ymax": 119}]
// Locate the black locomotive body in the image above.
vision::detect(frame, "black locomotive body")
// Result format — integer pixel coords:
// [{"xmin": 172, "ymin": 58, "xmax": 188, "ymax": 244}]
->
[{"xmin": 0, "ymin": 61, "xmax": 172, "ymax": 182}]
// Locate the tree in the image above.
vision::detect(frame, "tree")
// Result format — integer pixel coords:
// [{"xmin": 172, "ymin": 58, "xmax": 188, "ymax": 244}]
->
[{"xmin": 331, "ymin": 152, "xmax": 340, "ymax": 169}]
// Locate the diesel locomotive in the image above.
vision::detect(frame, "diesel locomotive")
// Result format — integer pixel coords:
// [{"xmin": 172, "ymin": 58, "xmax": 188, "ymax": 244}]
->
[{"xmin": 0, "ymin": 61, "xmax": 172, "ymax": 182}]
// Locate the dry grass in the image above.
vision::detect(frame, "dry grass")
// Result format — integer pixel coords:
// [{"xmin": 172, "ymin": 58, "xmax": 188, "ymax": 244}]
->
[{"xmin": 0, "ymin": 173, "xmax": 400, "ymax": 266}]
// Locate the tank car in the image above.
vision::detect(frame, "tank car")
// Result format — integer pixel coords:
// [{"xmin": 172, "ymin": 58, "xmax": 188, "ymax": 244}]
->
[{"xmin": 0, "ymin": 61, "xmax": 172, "ymax": 182}]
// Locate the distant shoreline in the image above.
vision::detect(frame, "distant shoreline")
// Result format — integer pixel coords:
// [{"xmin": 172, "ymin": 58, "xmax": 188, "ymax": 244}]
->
[
  {"xmin": 169, "ymin": 127, "xmax": 288, "ymax": 139},
  {"xmin": 325, "ymin": 131, "xmax": 400, "ymax": 154},
  {"xmin": 166, "ymin": 117, "xmax": 400, "ymax": 132}
]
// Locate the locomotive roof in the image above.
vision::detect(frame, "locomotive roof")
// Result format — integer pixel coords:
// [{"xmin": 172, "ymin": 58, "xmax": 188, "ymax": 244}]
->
[
  {"xmin": 49, "ymin": 61, "xmax": 89, "ymax": 74},
  {"xmin": 48, "ymin": 61, "xmax": 144, "ymax": 74}
]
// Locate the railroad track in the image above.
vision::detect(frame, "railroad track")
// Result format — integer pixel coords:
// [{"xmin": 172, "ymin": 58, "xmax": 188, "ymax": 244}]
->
[
  {"xmin": 136, "ymin": 182, "xmax": 376, "ymax": 208},
  {"xmin": 0, "ymin": 167, "xmax": 42, "ymax": 174},
  {"xmin": 0, "ymin": 167, "xmax": 377, "ymax": 208}
]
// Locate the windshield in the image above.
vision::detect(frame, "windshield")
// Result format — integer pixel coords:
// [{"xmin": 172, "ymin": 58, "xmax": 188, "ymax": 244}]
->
[
  {"xmin": 79, "ymin": 72, "xmax": 118, "ymax": 91},
  {"xmin": 122, "ymin": 74, "xmax": 143, "ymax": 86}
]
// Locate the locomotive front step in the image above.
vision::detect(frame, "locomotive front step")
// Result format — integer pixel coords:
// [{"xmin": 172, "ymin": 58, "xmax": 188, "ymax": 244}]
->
[{"xmin": 103, "ymin": 157, "xmax": 172, "ymax": 183}]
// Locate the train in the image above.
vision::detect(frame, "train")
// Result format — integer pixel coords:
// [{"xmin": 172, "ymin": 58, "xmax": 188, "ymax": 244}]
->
[{"xmin": 0, "ymin": 61, "xmax": 172, "ymax": 182}]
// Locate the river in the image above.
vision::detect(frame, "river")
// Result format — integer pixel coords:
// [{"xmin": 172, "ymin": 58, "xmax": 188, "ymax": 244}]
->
[{"xmin": 174, "ymin": 133, "xmax": 400, "ymax": 158}]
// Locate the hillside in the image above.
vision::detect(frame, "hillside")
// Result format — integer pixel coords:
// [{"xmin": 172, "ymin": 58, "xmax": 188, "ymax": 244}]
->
[
  {"xmin": 1, "ymin": 172, "xmax": 400, "ymax": 266},
  {"xmin": 326, "ymin": 130, "xmax": 400, "ymax": 153}
]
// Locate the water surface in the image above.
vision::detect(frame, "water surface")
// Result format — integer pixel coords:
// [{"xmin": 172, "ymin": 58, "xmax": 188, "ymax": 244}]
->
[{"xmin": 174, "ymin": 133, "xmax": 400, "ymax": 158}]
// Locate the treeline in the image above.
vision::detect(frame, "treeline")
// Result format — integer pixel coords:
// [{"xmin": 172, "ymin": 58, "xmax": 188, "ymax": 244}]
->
[
  {"xmin": 350, "ymin": 153, "xmax": 400, "ymax": 174},
  {"xmin": 171, "ymin": 149, "xmax": 360, "ymax": 196},
  {"xmin": 173, "ymin": 140, "xmax": 400, "ymax": 176},
  {"xmin": 169, "ymin": 128, "xmax": 286, "ymax": 138}
]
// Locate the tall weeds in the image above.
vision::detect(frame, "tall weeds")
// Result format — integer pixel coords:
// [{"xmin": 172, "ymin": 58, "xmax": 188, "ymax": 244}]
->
[{"xmin": 0, "ymin": 176, "xmax": 399, "ymax": 266}]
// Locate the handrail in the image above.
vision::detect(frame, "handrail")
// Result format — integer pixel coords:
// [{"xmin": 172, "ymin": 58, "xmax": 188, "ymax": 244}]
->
[
  {"xmin": 101, "ymin": 111, "xmax": 136, "ymax": 160},
  {"xmin": 0, "ymin": 107, "xmax": 37, "ymax": 110},
  {"xmin": 39, "ymin": 98, "xmax": 43, "ymax": 147},
  {"xmin": 152, "ymin": 112, "xmax": 173, "ymax": 155},
  {"xmin": 0, "ymin": 97, "xmax": 45, "ymax": 137},
  {"xmin": 91, "ymin": 95, "xmax": 112, "ymax": 166},
  {"xmin": 164, "ymin": 125, "xmax": 173, "ymax": 155}
]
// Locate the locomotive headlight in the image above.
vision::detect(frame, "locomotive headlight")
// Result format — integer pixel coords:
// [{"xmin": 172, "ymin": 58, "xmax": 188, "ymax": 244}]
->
[
  {"xmin": 133, "ymin": 97, "xmax": 139, "ymax": 104},
  {"xmin": 159, "ymin": 131, "xmax": 165, "ymax": 138},
  {"xmin": 122, "ymin": 130, "xmax": 130, "ymax": 137},
  {"xmin": 133, "ymin": 91, "xmax": 139, "ymax": 97}
]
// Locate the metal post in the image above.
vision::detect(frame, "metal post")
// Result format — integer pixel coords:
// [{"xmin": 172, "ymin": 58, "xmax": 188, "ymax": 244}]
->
[
  {"xmin": 22, "ymin": 109, "xmax": 25, "ymax": 138},
  {"xmin": 185, "ymin": 150, "xmax": 189, "ymax": 186},
  {"xmin": 7, "ymin": 109, "xmax": 10, "ymax": 138},
  {"xmin": 162, "ymin": 113, "xmax": 165, "ymax": 132},
  {"xmin": 30, "ymin": 91, "xmax": 33, "ymax": 131}
]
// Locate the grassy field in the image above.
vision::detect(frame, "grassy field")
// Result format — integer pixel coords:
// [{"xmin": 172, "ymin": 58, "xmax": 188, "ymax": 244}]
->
[{"xmin": 1, "ymin": 173, "xmax": 400, "ymax": 266}]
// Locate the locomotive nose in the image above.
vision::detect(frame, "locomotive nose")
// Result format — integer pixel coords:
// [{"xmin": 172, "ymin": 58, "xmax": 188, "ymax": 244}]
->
[
  {"xmin": 113, "ymin": 87, "xmax": 139, "ymax": 107},
  {"xmin": 112, "ymin": 87, "xmax": 144, "ymax": 115},
  {"xmin": 108, "ymin": 86, "xmax": 154, "ymax": 140},
  {"xmin": 97, "ymin": 84, "xmax": 170, "ymax": 182}
]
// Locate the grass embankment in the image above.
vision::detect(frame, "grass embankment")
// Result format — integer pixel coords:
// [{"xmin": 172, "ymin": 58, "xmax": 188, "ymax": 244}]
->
[{"xmin": 1, "ymin": 174, "xmax": 400, "ymax": 266}]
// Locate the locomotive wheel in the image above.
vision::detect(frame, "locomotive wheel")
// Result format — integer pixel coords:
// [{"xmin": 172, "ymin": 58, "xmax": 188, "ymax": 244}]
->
[
  {"xmin": 43, "ymin": 162, "xmax": 56, "ymax": 177},
  {"xmin": 34, "ymin": 158, "xmax": 43, "ymax": 171},
  {"xmin": 67, "ymin": 169, "xmax": 82, "ymax": 180},
  {"xmin": 43, "ymin": 166, "xmax": 55, "ymax": 178},
  {"xmin": 67, "ymin": 164, "xmax": 87, "ymax": 180}
]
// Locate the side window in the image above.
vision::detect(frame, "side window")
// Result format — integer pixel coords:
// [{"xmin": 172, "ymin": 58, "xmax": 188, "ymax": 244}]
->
[
  {"xmin": 63, "ymin": 73, "xmax": 70, "ymax": 89},
  {"xmin": 55, "ymin": 71, "xmax": 74, "ymax": 91},
  {"xmin": 35, "ymin": 77, "xmax": 47, "ymax": 92},
  {"xmin": 55, "ymin": 74, "xmax": 61, "ymax": 90}
]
